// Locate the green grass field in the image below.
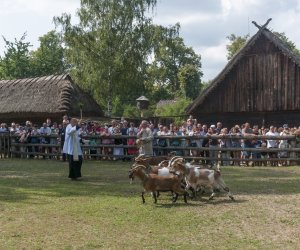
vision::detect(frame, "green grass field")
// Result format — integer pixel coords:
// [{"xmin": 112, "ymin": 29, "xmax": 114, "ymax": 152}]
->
[{"xmin": 0, "ymin": 159, "xmax": 300, "ymax": 250}]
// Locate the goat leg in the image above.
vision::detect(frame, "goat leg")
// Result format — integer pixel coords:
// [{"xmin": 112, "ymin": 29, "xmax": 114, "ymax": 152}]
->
[
  {"xmin": 183, "ymin": 191, "xmax": 188, "ymax": 203},
  {"xmin": 185, "ymin": 184, "xmax": 195, "ymax": 199},
  {"xmin": 153, "ymin": 192, "xmax": 157, "ymax": 203},
  {"xmin": 141, "ymin": 191, "xmax": 145, "ymax": 203},
  {"xmin": 223, "ymin": 186, "xmax": 235, "ymax": 200},
  {"xmin": 208, "ymin": 192, "xmax": 215, "ymax": 200},
  {"xmin": 172, "ymin": 193, "xmax": 179, "ymax": 203},
  {"xmin": 189, "ymin": 187, "xmax": 196, "ymax": 199}
]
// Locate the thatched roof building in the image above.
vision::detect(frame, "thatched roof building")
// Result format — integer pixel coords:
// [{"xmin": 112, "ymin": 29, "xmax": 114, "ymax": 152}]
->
[
  {"xmin": 156, "ymin": 100, "xmax": 177, "ymax": 108},
  {"xmin": 0, "ymin": 74, "xmax": 103, "ymax": 124},
  {"xmin": 187, "ymin": 23, "xmax": 300, "ymax": 127}
]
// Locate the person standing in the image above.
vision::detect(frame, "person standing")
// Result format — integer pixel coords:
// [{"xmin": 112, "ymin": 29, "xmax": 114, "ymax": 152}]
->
[
  {"xmin": 59, "ymin": 121, "xmax": 68, "ymax": 161},
  {"xmin": 112, "ymin": 125, "xmax": 124, "ymax": 160},
  {"xmin": 266, "ymin": 125, "xmax": 279, "ymax": 166},
  {"xmin": 242, "ymin": 122, "xmax": 254, "ymax": 166},
  {"xmin": 137, "ymin": 120, "xmax": 153, "ymax": 156},
  {"xmin": 63, "ymin": 118, "xmax": 83, "ymax": 180},
  {"xmin": 278, "ymin": 124, "xmax": 290, "ymax": 166},
  {"xmin": 39, "ymin": 122, "xmax": 52, "ymax": 159},
  {"xmin": 207, "ymin": 125, "xmax": 219, "ymax": 166}
]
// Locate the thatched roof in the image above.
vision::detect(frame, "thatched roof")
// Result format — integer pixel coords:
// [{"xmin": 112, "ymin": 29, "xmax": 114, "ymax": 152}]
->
[
  {"xmin": 0, "ymin": 74, "xmax": 103, "ymax": 121},
  {"xmin": 156, "ymin": 99, "xmax": 177, "ymax": 108},
  {"xmin": 187, "ymin": 27, "xmax": 300, "ymax": 114}
]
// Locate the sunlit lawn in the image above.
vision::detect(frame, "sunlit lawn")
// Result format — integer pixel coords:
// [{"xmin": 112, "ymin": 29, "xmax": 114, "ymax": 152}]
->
[{"xmin": 0, "ymin": 159, "xmax": 300, "ymax": 249}]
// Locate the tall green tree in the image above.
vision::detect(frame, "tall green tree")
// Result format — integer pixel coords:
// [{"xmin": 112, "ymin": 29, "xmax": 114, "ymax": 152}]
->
[
  {"xmin": 146, "ymin": 24, "xmax": 202, "ymax": 100},
  {"xmin": 30, "ymin": 30, "xmax": 67, "ymax": 76},
  {"xmin": 0, "ymin": 33, "xmax": 32, "ymax": 79},
  {"xmin": 154, "ymin": 97, "xmax": 191, "ymax": 125},
  {"xmin": 178, "ymin": 64, "xmax": 201, "ymax": 99},
  {"xmin": 54, "ymin": 0, "xmax": 158, "ymax": 116},
  {"xmin": 0, "ymin": 31, "xmax": 67, "ymax": 79},
  {"xmin": 54, "ymin": 0, "xmax": 202, "ymax": 116}
]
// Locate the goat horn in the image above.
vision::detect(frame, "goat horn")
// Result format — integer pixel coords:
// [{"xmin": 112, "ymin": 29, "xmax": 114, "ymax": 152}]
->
[
  {"xmin": 158, "ymin": 160, "xmax": 169, "ymax": 167},
  {"xmin": 167, "ymin": 156, "xmax": 182, "ymax": 168},
  {"xmin": 132, "ymin": 164, "xmax": 147, "ymax": 171},
  {"xmin": 167, "ymin": 156, "xmax": 177, "ymax": 168},
  {"xmin": 171, "ymin": 157, "xmax": 184, "ymax": 166},
  {"xmin": 135, "ymin": 154, "xmax": 146, "ymax": 161}
]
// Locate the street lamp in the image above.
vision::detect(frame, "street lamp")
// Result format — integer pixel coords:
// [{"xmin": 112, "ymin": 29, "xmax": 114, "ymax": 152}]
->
[{"xmin": 136, "ymin": 96, "xmax": 149, "ymax": 118}]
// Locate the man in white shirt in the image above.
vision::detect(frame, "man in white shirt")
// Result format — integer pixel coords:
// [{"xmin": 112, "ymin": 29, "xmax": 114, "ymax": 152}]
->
[
  {"xmin": 266, "ymin": 126, "xmax": 278, "ymax": 166},
  {"xmin": 63, "ymin": 118, "xmax": 83, "ymax": 180}
]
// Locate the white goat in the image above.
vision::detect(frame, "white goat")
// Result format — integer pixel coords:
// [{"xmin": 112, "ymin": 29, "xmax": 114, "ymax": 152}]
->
[{"xmin": 170, "ymin": 162, "xmax": 234, "ymax": 200}]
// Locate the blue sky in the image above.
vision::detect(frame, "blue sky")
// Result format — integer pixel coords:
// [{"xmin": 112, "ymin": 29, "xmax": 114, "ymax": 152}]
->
[{"xmin": 1, "ymin": 0, "xmax": 300, "ymax": 81}]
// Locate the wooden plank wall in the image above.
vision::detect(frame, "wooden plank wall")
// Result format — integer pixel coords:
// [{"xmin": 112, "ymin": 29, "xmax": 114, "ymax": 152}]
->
[{"xmin": 197, "ymin": 36, "xmax": 300, "ymax": 115}]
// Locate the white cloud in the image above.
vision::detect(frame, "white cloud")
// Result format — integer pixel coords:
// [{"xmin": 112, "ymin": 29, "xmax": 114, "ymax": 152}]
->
[
  {"xmin": 154, "ymin": 12, "xmax": 216, "ymax": 26},
  {"xmin": 0, "ymin": 0, "xmax": 79, "ymax": 16},
  {"xmin": 1, "ymin": 0, "xmax": 300, "ymax": 82},
  {"xmin": 198, "ymin": 41, "xmax": 228, "ymax": 81},
  {"xmin": 0, "ymin": 0, "xmax": 80, "ymax": 52}
]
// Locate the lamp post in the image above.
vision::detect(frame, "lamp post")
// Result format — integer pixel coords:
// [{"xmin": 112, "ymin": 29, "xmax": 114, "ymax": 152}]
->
[
  {"xmin": 78, "ymin": 102, "xmax": 84, "ymax": 120},
  {"xmin": 136, "ymin": 96, "xmax": 149, "ymax": 118},
  {"xmin": 107, "ymin": 101, "xmax": 112, "ymax": 117}
]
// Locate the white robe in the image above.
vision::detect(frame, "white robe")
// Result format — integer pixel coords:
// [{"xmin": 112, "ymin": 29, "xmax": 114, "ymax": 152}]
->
[
  {"xmin": 137, "ymin": 128, "xmax": 153, "ymax": 156},
  {"xmin": 63, "ymin": 124, "xmax": 83, "ymax": 156}
]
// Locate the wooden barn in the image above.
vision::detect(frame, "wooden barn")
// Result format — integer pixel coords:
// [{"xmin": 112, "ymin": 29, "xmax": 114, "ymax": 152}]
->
[
  {"xmin": 0, "ymin": 74, "xmax": 103, "ymax": 124},
  {"xmin": 187, "ymin": 23, "xmax": 300, "ymax": 127}
]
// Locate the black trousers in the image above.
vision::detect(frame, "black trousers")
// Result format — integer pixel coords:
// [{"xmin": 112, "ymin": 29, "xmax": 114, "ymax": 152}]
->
[{"xmin": 67, "ymin": 154, "xmax": 83, "ymax": 179}]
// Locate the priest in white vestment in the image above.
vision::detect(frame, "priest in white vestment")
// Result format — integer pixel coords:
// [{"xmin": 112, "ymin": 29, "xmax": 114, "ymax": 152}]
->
[{"xmin": 63, "ymin": 118, "xmax": 83, "ymax": 180}]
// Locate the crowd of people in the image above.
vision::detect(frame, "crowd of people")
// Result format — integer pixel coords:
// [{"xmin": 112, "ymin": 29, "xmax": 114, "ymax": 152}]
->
[{"xmin": 0, "ymin": 115, "xmax": 300, "ymax": 166}]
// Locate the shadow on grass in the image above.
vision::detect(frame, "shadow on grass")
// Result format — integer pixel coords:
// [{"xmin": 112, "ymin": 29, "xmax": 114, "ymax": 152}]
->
[
  {"xmin": 0, "ymin": 187, "xmax": 30, "ymax": 202},
  {"xmin": 155, "ymin": 202, "xmax": 201, "ymax": 208},
  {"xmin": 203, "ymin": 198, "xmax": 248, "ymax": 206},
  {"xmin": 0, "ymin": 160, "xmax": 300, "ymax": 204}
]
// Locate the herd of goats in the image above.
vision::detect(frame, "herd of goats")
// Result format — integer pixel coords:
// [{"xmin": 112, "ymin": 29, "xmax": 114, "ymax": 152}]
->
[{"xmin": 129, "ymin": 153, "xmax": 235, "ymax": 204}]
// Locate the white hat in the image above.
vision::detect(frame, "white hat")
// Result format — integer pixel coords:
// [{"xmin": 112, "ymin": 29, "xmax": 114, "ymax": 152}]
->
[{"xmin": 210, "ymin": 124, "xmax": 216, "ymax": 128}]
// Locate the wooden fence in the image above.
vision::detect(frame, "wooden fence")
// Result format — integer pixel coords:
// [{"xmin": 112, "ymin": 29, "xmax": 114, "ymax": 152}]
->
[
  {"xmin": 0, "ymin": 132, "xmax": 299, "ymax": 165},
  {"xmin": 0, "ymin": 132, "xmax": 10, "ymax": 159}
]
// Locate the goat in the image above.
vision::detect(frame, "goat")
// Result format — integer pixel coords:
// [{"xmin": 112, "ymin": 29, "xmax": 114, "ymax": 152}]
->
[
  {"xmin": 129, "ymin": 164, "xmax": 188, "ymax": 204},
  {"xmin": 134, "ymin": 152, "xmax": 178, "ymax": 167},
  {"xmin": 133, "ymin": 155, "xmax": 182, "ymax": 173},
  {"xmin": 131, "ymin": 156, "xmax": 184, "ymax": 198},
  {"xmin": 170, "ymin": 162, "xmax": 234, "ymax": 201}
]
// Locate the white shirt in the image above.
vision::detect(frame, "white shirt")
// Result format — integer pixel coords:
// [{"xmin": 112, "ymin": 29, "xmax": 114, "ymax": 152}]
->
[
  {"xmin": 266, "ymin": 131, "xmax": 278, "ymax": 148},
  {"xmin": 63, "ymin": 124, "xmax": 83, "ymax": 155},
  {"xmin": 39, "ymin": 126, "xmax": 51, "ymax": 135}
]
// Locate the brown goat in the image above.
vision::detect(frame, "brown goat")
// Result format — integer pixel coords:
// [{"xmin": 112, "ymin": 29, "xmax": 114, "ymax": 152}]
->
[{"xmin": 129, "ymin": 165, "xmax": 187, "ymax": 204}]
